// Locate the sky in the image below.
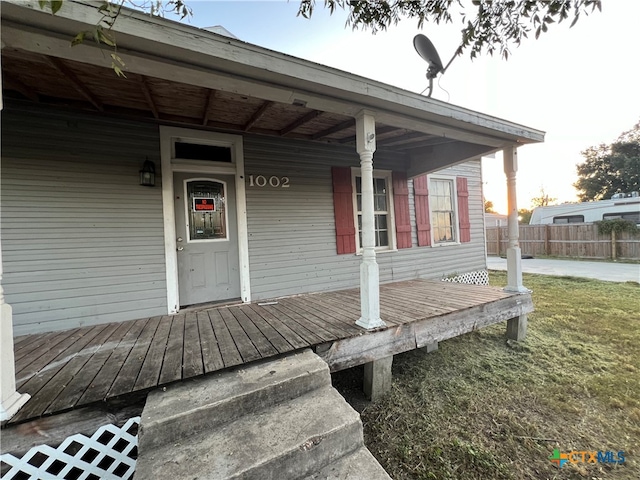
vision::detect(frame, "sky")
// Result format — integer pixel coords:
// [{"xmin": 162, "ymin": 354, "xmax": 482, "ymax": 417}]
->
[{"xmin": 174, "ymin": 0, "xmax": 639, "ymax": 214}]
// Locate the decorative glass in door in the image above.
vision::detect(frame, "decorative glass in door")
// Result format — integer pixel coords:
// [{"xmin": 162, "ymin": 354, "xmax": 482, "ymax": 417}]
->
[{"xmin": 186, "ymin": 180, "xmax": 227, "ymax": 241}]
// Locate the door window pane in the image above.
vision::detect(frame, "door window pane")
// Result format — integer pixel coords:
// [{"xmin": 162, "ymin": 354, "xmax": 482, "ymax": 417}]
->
[{"xmin": 187, "ymin": 180, "xmax": 227, "ymax": 240}]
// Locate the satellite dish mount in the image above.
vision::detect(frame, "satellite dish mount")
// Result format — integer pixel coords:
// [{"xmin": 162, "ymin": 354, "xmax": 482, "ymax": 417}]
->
[{"xmin": 413, "ymin": 34, "xmax": 457, "ymax": 97}]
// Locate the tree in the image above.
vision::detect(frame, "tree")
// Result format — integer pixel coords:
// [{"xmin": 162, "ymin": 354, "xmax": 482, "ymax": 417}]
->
[
  {"xmin": 40, "ymin": 0, "xmax": 601, "ymax": 75},
  {"xmin": 530, "ymin": 187, "xmax": 557, "ymax": 208},
  {"xmin": 484, "ymin": 199, "xmax": 495, "ymax": 213},
  {"xmin": 518, "ymin": 209, "xmax": 532, "ymax": 225},
  {"xmin": 574, "ymin": 121, "xmax": 640, "ymax": 201},
  {"xmin": 298, "ymin": 0, "xmax": 602, "ymax": 59}
]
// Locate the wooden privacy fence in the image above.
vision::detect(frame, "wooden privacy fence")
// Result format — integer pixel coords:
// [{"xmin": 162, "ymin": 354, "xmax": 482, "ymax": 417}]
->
[{"xmin": 486, "ymin": 223, "xmax": 640, "ymax": 260}]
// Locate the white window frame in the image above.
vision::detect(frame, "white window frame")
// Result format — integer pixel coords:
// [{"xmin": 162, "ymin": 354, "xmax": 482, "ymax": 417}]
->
[
  {"xmin": 351, "ymin": 168, "xmax": 397, "ymax": 253},
  {"xmin": 428, "ymin": 174, "xmax": 461, "ymax": 247}
]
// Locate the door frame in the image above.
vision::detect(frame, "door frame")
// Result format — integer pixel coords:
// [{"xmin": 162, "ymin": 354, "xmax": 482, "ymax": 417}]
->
[{"xmin": 160, "ymin": 126, "xmax": 250, "ymax": 313}]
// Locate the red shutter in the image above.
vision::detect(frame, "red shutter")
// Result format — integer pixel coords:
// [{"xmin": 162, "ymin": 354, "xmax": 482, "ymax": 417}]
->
[
  {"xmin": 413, "ymin": 175, "xmax": 431, "ymax": 246},
  {"xmin": 457, "ymin": 176, "xmax": 471, "ymax": 243},
  {"xmin": 392, "ymin": 171, "xmax": 412, "ymax": 249},
  {"xmin": 331, "ymin": 167, "xmax": 356, "ymax": 254}
]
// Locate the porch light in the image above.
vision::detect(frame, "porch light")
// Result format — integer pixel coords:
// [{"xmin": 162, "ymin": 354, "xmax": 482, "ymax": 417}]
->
[{"xmin": 139, "ymin": 159, "xmax": 156, "ymax": 187}]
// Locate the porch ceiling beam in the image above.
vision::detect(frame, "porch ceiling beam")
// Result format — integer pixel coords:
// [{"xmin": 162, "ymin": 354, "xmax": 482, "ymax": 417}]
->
[
  {"xmin": 202, "ymin": 89, "xmax": 216, "ymax": 126},
  {"xmin": 310, "ymin": 118, "xmax": 354, "ymax": 140},
  {"xmin": 337, "ymin": 125, "xmax": 399, "ymax": 144},
  {"xmin": 397, "ymin": 137, "xmax": 457, "ymax": 150},
  {"xmin": 138, "ymin": 75, "xmax": 159, "ymax": 119},
  {"xmin": 407, "ymin": 141, "xmax": 498, "ymax": 178},
  {"xmin": 243, "ymin": 100, "xmax": 273, "ymax": 131},
  {"xmin": 279, "ymin": 110, "xmax": 321, "ymax": 136},
  {"xmin": 45, "ymin": 56, "xmax": 103, "ymax": 112},
  {"xmin": 1, "ymin": 72, "xmax": 39, "ymax": 103},
  {"xmin": 377, "ymin": 131, "xmax": 427, "ymax": 146}
]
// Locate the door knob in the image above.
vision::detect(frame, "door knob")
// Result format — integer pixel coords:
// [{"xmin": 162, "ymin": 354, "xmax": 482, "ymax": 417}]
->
[
  {"xmin": 177, "ymin": 246, "xmax": 184, "ymax": 251},
  {"xmin": 177, "ymin": 237, "xmax": 183, "ymax": 242}
]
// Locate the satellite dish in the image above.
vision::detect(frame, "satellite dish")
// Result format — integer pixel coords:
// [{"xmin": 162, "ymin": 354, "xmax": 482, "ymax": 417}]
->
[{"xmin": 413, "ymin": 34, "xmax": 457, "ymax": 97}]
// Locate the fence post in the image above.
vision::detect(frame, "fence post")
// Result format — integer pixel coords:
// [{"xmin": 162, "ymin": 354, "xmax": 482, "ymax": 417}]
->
[
  {"xmin": 611, "ymin": 230, "xmax": 617, "ymax": 260},
  {"xmin": 544, "ymin": 225, "xmax": 550, "ymax": 256}
]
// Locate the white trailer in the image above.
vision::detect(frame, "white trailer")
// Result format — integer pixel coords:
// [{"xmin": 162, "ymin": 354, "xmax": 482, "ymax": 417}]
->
[{"xmin": 529, "ymin": 193, "xmax": 640, "ymax": 225}]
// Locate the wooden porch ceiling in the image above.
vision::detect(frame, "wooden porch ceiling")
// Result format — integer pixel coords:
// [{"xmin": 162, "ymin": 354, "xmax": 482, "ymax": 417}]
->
[
  {"xmin": 7, "ymin": 279, "xmax": 533, "ymax": 425},
  {"xmin": 1, "ymin": 47, "xmax": 455, "ymax": 152}
]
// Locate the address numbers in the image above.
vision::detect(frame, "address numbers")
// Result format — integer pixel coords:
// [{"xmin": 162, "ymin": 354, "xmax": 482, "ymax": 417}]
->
[{"xmin": 248, "ymin": 175, "xmax": 290, "ymax": 188}]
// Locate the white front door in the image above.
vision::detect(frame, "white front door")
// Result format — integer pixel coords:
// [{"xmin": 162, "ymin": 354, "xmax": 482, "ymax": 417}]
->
[{"xmin": 174, "ymin": 173, "xmax": 241, "ymax": 307}]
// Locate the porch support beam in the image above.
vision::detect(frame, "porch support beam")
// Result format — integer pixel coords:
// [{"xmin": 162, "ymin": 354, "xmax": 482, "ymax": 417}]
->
[
  {"xmin": 0, "ymin": 71, "xmax": 30, "ymax": 421},
  {"xmin": 243, "ymin": 100, "xmax": 273, "ymax": 131},
  {"xmin": 406, "ymin": 141, "xmax": 498, "ymax": 178},
  {"xmin": 138, "ymin": 75, "xmax": 159, "ymax": 119},
  {"xmin": 355, "ymin": 110, "xmax": 385, "ymax": 330},
  {"xmin": 46, "ymin": 57, "xmax": 104, "ymax": 112},
  {"xmin": 279, "ymin": 110, "xmax": 321, "ymax": 136},
  {"xmin": 2, "ymin": 72, "xmax": 39, "ymax": 103},
  {"xmin": 363, "ymin": 356, "xmax": 393, "ymax": 401},
  {"xmin": 202, "ymin": 89, "xmax": 216, "ymax": 126},
  {"xmin": 310, "ymin": 118, "xmax": 354, "ymax": 140},
  {"xmin": 503, "ymin": 145, "xmax": 529, "ymax": 341}
]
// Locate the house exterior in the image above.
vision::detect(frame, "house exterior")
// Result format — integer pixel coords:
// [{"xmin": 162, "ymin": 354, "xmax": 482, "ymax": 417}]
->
[{"xmin": 0, "ymin": 0, "xmax": 542, "ymax": 420}]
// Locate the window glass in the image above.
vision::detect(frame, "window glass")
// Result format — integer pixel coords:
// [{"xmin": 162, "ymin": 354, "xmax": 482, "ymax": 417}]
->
[
  {"xmin": 355, "ymin": 174, "xmax": 391, "ymax": 249},
  {"xmin": 187, "ymin": 180, "xmax": 227, "ymax": 241},
  {"xmin": 430, "ymin": 178, "xmax": 456, "ymax": 243},
  {"xmin": 553, "ymin": 215, "xmax": 584, "ymax": 224},
  {"xmin": 603, "ymin": 212, "xmax": 640, "ymax": 222}
]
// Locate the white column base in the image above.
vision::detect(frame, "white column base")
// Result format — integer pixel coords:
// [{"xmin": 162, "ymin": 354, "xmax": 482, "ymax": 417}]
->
[
  {"xmin": 1, "ymin": 302, "xmax": 30, "ymax": 422},
  {"xmin": 356, "ymin": 259, "xmax": 386, "ymax": 329},
  {"xmin": 504, "ymin": 247, "xmax": 531, "ymax": 293},
  {"xmin": 0, "ymin": 391, "xmax": 30, "ymax": 422}
]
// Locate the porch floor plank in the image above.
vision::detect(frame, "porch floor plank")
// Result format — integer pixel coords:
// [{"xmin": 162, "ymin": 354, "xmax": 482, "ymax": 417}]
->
[
  {"xmin": 133, "ymin": 316, "xmax": 173, "ymax": 391},
  {"xmin": 13, "ymin": 324, "xmax": 116, "ymax": 422},
  {"xmin": 243, "ymin": 303, "xmax": 311, "ymax": 349},
  {"xmin": 158, "ymin": 314, "xmax": 186, "ymax": 385},
  {"xmin": 107, "ymin": 316, "xmax": 163, "ymax": 398},
  {"xmin": 218, "ymin": 308, "xmax": 262, "ymax": 363},
  {"xmin": 208, "ymin": 309, "xmax": 244, "ymax": 368},
  {"xmin": 197, "ymin": 311, "xmax": 225, "ymax": 373},
  {"xmin": 44, "ymin": 321, "xmax": 137, "ymax": 414},
  {"xmin": 237, "ymin": 304, "xmax": 293, "ymax": 354},
  {"xmin": 77, "ymin": 318, "xmax": 149, "ymax": 405},
  {"xmin": 182, "ymin": 312, "xmax": 205, "ymax": 379},
  {"xmin": 230, "ymin": 308, "xmax": 280, "ymax": 357},
  {"xmin": 8, "ymin": 279, "xmax": 534, "ymax": 425}
]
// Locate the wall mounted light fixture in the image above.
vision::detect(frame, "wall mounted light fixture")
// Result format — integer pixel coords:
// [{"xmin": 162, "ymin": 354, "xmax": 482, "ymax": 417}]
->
[{"xmin": 139, "ymin": 159, "xmax": 156, "ymax": 187}]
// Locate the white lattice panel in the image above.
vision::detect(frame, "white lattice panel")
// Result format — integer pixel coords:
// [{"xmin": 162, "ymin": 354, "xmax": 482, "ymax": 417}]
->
[
  {"xmin": 1, "ymin": 417, "xmax": 139, "ymax": 480},
  {"xmin": 441, "ymin": 270, "xmax": 489, "ymax": 286}
]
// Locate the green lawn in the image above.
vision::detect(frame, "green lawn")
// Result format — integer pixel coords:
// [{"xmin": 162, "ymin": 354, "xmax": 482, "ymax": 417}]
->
[{"xmin": 353, "ymin": 272, "xmax": 640, "ymax": 479}]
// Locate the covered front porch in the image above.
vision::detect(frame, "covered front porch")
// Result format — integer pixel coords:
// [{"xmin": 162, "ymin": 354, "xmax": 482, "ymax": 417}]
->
[{"xmin": 6, "ymin": 278, "xmax": 532, "ymax": 426}]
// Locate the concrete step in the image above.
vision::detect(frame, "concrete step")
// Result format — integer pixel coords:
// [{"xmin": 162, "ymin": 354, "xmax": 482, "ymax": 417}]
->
[
  {"xmin": 303, "ymin": 447, "xmax": 392, "ymax": 480},
  {"xmin": 135, "ymin": 386, "xmax": 363, "ymax": 480},
  {"xmin": 138, "ymin": 349, "xmax": 329, "ymax": 450}
]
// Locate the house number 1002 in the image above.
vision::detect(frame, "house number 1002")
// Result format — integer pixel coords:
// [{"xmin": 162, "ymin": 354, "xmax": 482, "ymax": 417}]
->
[{"xmin": 248, "ymin": 175, "xmax": 290, "ymax": 188}]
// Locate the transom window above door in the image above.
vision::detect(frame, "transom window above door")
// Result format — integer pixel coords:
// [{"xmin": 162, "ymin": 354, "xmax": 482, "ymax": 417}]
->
[{"xmin": 185, "ymin": 180, "xmax": 227, "ymax": 241}]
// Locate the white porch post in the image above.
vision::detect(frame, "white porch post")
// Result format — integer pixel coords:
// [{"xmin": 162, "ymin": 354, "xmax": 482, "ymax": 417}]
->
[
  {"xmin": 0, "ymin": 66, "xmax": 30, "ymax": 420},
  {"xmin": 503, "ymin": 145, "xmax": 529, "ymax": 341},
  {"xmin": 355, "ymin": 110, "xmax": 385, "ymax": 330}
]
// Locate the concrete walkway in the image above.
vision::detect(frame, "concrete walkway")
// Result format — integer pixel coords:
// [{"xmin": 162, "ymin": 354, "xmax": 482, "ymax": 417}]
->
[{"xmin": 487, "ymin": 256, "xmax": 640, "ymax": 283}]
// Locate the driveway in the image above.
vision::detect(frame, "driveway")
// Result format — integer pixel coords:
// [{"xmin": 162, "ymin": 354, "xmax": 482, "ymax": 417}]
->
[{"xmin": 486, "ymin": 256, "xmax": 640, "ymax": 283}]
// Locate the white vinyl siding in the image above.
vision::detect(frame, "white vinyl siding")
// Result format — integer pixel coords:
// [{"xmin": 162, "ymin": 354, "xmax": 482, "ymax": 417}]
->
[{"xmin": 1, "ymin": 106, "xmax": 167, "ymax": 335}]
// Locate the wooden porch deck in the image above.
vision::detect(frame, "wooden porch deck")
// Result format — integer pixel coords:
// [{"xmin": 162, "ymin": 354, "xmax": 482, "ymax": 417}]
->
[{"xmin": 8, "ymin": 279, "xmax": 532, "ymax": 425}]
